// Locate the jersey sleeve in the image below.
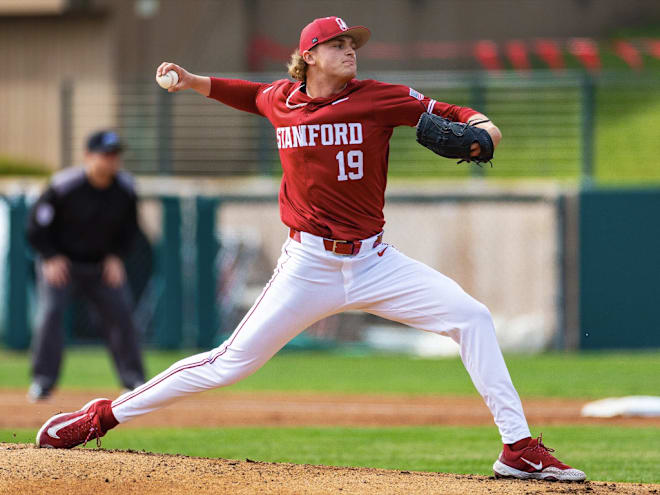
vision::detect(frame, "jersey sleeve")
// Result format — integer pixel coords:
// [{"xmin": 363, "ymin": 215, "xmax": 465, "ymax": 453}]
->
[
  {"xmin": 254, "ymin": 79, "xmax": 290, "ymax": 119},
  {"xmin": 26, "ymin": 187, "xmax": 59, "ymax": 259},
  {"xmin": 207, "ymin": 77, "xmax": 267, "ymax": 116},
  {"xmin": 370, "ymin": 81, "xmax": 479, "ymax": 127}
]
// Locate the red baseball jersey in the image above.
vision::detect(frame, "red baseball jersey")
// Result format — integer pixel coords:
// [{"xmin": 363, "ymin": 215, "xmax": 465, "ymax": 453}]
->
[{"xmin": 209, "ymin": 78, "xmax": 478, "ymax": 241}]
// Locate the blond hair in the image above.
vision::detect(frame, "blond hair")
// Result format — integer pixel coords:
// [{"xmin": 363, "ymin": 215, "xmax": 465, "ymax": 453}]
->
[{"xmin": 287, "ymin": 49, "xmax": 308, "ymax": 81}]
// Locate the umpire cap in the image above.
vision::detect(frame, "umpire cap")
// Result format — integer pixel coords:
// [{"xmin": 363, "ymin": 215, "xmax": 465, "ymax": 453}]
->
[{"xmin": 86, "ymin": 130, "xmax": 124, "ymax": 153}]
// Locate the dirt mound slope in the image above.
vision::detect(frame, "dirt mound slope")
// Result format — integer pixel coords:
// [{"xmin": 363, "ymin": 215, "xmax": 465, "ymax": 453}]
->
[{"xmin": 2, "ymin": 443, "xmax": 658, "ymax": 495}]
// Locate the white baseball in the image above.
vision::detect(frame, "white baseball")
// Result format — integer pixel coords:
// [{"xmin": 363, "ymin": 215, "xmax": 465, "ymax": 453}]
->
[{"xmin": 156, "ymin": 70, "xmax": 179, "ymax": 89}]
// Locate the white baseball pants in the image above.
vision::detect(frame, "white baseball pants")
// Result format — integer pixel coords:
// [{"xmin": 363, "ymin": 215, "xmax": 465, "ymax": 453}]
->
[{"xmin": 112, "ymin": 230, "xmax": 531, "ymax": 444}]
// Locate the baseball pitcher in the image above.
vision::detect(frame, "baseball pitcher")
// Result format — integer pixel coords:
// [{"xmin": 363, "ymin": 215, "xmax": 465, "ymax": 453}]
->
[{"xmin": 36, "ymin": 16, "xmax": 585, "ymax": 482}]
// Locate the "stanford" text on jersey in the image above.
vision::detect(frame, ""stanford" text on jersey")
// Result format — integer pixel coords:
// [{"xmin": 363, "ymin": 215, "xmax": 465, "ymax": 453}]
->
[{"xmin": 276, "ymin": 123, "xmax": 363, "ymax": 149}]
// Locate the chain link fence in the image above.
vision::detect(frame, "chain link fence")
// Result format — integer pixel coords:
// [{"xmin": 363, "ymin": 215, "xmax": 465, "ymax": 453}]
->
[{"xmin": 59, "ymin": 70, "xmax": 660, "ymax": 182}]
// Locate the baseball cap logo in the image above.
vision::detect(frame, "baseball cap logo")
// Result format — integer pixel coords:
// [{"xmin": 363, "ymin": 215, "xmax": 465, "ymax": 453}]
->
[
  {"xmin": 299, "ymin": 16, "xmax": 370, "ymax": 54},
  {"xmin": 102, "ymin": 132, "xmax": 120, "ymax": 147}
]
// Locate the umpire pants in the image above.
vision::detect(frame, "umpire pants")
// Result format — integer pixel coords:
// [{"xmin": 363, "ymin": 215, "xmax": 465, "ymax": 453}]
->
[{"xmin": 31, "ymin": 260, "xmax": 145, "ymax": 391}]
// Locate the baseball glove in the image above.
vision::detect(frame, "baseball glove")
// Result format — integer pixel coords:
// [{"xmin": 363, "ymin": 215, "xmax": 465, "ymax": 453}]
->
[{"xmin": 416, "ymin": 112, "xmax": 494, "ymax": 166}]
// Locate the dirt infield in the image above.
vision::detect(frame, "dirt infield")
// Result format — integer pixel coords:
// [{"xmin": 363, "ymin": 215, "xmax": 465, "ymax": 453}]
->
[
  {"xmin": 2, "ymin": 389, "xmax": 660, "ymax": 429},
  {"xmin": 3, "ymin": 389, "xmax": 660, "ymax": 494},
  {"xmin": 2, "ymin": 443, "xmax": 659, "ymax": 495}
]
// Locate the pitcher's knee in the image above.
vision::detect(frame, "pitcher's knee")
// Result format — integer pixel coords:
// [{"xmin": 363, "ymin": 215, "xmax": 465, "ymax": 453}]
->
[
  {"xmin": 457, "ymin": 297, "xmax": 494, "ymax": 331},
  {"xmin": 208, "ymin": 350, "xmax": 266, "ymax": 387},
  {"xmin": 474, "ymin": 300, "xmax": 494, "ymax": 324}
]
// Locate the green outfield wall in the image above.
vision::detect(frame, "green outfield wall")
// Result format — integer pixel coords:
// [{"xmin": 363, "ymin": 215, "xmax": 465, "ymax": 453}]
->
[
  {"xmin": 4, "ymin": 189, "xmax": 660, "ymax": 351},
  {"xmin": 579, "ymin": 188, "xmax": 660, "ymax": 349}
]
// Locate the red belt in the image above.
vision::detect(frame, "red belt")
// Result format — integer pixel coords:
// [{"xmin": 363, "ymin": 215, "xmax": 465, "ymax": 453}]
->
[{"xmin": 289, "ymin": 228, "xmax": 382, "ymax": 256}]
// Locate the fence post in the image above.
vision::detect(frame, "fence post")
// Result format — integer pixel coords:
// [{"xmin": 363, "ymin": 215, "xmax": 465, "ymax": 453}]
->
[
  {"xmin": 5, "ymin": 196, "xmax": 30, "ymax": 350},
  {"xmin": 195, "ymin": 196, "xmax": 220, "ymax": 348},
  {"xmin": 155, "ymin": 196, "xmax": 183, "ymax": 349},
  {"xmin": 60, "ymin": 79, "xmax": 73, "ymax": 170},
  {"xmin": 554, "ymin": 193, "xmax": 567, "ymax": 350},
  {"xmin": 157, "ymin": 89, "xmax": 173, "ymax": 174},
  {"xmin": 580, "ymin": 74, "xmax": 596, "ymax": 186}
]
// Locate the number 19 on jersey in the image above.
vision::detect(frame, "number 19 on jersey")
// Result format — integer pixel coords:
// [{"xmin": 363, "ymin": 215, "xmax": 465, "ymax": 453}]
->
[{"xmin": 336, "ymin": 150, "xmax": 364, "ymax": 181}]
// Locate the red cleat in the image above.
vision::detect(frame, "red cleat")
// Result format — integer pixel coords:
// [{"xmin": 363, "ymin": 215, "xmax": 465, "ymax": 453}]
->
[
  {"xmin": 36, "ymin": 398, "xmax": 118, "ymax": 449},
  {"xmin": 493, "ymin": 434, "xmax": 586, "ymax": 481}
]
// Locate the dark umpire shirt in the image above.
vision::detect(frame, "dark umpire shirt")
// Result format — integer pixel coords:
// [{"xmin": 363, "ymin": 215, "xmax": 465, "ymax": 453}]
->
[{"xmin": 27, "ymin": 167, "xmax": 138, "ymax": 263}]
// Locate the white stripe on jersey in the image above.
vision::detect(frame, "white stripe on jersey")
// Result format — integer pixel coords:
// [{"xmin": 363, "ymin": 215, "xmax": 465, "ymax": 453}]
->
[
  {"xmin": 427, "ymin": 99, "xmax": 437, "ymax": 114},
  {"xmin": 331, "ymin": 97, "xmax": 349, "ymax": 105},
  {"xmin": 285, "ymin": 84, "xmax": 309, "ymax": 109},
  {"xmin": 263, "ymin": 86, "xmax": 274, "ymax": 94}
]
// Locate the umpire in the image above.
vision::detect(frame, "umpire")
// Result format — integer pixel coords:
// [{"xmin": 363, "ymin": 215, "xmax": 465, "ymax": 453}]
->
[{"xmin": 26, "ymin": 130, "xmax": 145, "ymax": 401}]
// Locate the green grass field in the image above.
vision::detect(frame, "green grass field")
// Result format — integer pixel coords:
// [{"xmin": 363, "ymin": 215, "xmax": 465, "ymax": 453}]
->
[
  {"xmin": 1, "ymin": 348, "xmax": 659, "ymax": 483},
  {"xmin": 1, "ymin": 348, "xmax": 658, "ymax": 398}
]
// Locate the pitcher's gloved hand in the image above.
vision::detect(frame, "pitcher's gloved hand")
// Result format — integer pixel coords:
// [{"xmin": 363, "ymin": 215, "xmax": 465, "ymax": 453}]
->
[{"xmin": 416, "ymin": 112, "xmax": 494, "ymax": 166}]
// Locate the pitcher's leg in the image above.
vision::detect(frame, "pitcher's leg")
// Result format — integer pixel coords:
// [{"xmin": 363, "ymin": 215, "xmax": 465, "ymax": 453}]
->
[
  {"xmin": 111, "ymin": 245, "xmax": 343, "ymax": 423},
  {"xmin": 356, "ymin": 247, "xmax": 530, "ymax": 443},
  {"xmin": 448, "ymin": 299, "xmax": 531, "ymax": 443}
]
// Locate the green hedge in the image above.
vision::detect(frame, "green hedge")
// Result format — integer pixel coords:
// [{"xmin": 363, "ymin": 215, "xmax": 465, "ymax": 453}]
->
[{"xmin": 0, "ymin": 156, "xmax": 50, "ymax": 176}]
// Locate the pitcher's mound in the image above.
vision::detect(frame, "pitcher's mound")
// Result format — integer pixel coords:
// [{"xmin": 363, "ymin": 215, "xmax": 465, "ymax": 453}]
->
[{"xmin": 1, "ymin": 443, "xmax": 657, "ymax": 495}]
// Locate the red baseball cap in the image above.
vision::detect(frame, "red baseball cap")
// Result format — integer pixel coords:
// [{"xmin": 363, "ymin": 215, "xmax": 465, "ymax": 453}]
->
[{"xmin": 299, "ymin": 16, "xmax": 371, "ymax": 53}]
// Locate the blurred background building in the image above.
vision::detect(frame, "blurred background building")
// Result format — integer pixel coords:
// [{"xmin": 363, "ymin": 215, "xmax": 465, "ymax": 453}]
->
[
  {"xmin": 3, "ymin": 0, "xmax": 660, "ymax": 170},
  {"xmin": 2, "ymin": 0, "xmax": 660, "ymax": 354}
]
